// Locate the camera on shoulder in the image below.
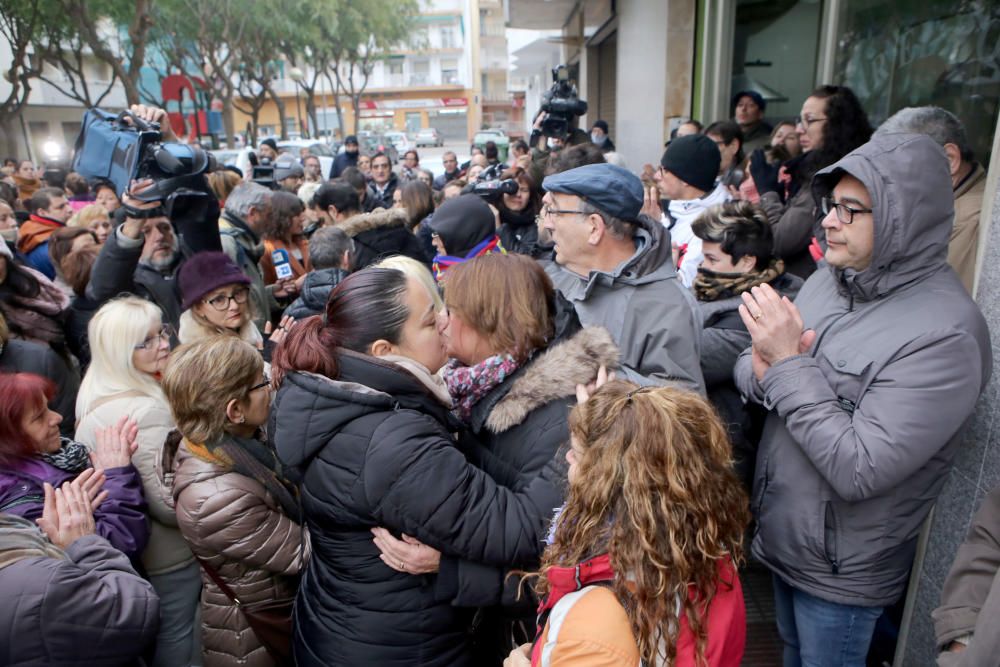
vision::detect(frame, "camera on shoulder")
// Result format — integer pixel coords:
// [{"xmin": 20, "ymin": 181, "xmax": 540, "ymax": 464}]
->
[
  {"xmin": 72, "ymin": 108, "xmax": 216, "ymax": 204},
  {"xmin": 539, "ymin": 65, "xmax": 588, "ymax": 139}
]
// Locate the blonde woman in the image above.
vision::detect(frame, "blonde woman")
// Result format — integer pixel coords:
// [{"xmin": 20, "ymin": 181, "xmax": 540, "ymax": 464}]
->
[
  {"xmin": 163, "ymin": 336, "xmax": 307, "ymax": 667},
  {"xmin": 506, "ymin": 381, "xmax": 749, "ymax": 667},
  {"xmin": 176, "ymin": 251, "xmax": 262, "ymax": 348},
  {"xmin": 67, "ymin": 203, "xmax": 112, "ymax": 244},
  {"xmin": 374, "ymin": 254, "xmax": 443, "ymax": 311},
  {"xmin": 74, "ymin": 295, "xmax": 202, "ymax": 667}
]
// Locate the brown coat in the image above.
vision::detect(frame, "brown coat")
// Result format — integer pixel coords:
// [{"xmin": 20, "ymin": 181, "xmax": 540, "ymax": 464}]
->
[
  {"xmin": 949, "ymin": 163, "xmax": 986, "ymax": 294},
  {"xmin": 933, "ymin": 486, "xmax": 1000, "ymax": 663},
  {"xmin": 173, "ymin": 439, "xmax": 308, "ymax": 667}
]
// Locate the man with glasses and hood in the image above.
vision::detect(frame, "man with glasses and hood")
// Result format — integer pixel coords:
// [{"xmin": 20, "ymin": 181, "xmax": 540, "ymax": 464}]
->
[{"xmin": 735, "ymin": 133, "xmax": 991, "ymax": 666}]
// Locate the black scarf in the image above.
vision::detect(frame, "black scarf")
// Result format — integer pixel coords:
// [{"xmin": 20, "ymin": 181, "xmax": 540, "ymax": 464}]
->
[{"xmin": 500, "ymin": 206, "xmax": 537, "ymax": 228}]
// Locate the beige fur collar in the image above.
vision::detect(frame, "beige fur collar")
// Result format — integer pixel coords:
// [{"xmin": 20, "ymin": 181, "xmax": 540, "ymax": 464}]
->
[
  {"xmin": 337, "ymin": 207, "xmax": 408, "ymax": 238},
  {"xmin": 486, "ymin": 326, "xmax": 619, "ymax": 434}
]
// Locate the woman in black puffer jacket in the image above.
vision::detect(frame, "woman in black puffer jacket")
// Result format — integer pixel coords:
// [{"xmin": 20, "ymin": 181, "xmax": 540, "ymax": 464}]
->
[
  {"xmin": 269, "ymin": 266, "xmax": 562, "ymax": 667},
  {"xmin": 374, "ymin": 254, "xmax": 618, "ymax": 664}
]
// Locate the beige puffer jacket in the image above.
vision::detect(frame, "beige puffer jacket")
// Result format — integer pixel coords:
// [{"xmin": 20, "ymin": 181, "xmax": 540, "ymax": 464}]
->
[
  {"xmin": 173, "ymin": 438, "xmax": 308, "ymax": 667},
  {"xmin": 76, "ymin": 391, "xmax": 193, "ymax": 576}
]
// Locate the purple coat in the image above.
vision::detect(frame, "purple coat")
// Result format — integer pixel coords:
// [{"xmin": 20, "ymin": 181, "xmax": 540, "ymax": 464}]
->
[{"xmin": 0, "ymin": 457, "xmax": 149, "ymax": 560}]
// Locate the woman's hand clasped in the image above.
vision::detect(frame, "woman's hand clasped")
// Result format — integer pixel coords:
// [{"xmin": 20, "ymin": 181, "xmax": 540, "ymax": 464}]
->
[{"xmin": 372, "ymin": 527, "xmax": 441, "ymax": 574}]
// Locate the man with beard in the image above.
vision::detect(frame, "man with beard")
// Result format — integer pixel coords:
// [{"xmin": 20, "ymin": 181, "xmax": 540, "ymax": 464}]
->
[
  {"xmin": 330, "ymin": 135, "xmax": 360, "ymax": 178},
  {"xmin": 86, "ymin": 186, "xmax": 190, "ymax": 333}
]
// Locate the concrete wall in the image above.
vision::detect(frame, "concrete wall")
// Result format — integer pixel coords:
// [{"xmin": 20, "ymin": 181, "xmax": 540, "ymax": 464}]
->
[
  {"xmin": 615, "ymin": 0, "xmax": 695, "ymax": 169},
  {"xmin": 899, "ymin": 114, "xmax": 1000, "ymax": 665}
]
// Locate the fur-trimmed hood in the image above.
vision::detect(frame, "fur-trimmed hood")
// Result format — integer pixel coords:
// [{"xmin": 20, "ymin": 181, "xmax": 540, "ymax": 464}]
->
[
  {"xmin": 484, "ymin": 326, "xmax": 619, "ymax": 434},
  {"xmin": 338, "ymin": 207, "xmax": 409, "ymax": 238}
]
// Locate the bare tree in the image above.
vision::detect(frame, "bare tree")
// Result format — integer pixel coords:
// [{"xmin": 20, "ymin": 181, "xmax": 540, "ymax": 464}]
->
[{"xmin": 0, "ymin": 0, "xmax": 45, "ymax": 155}]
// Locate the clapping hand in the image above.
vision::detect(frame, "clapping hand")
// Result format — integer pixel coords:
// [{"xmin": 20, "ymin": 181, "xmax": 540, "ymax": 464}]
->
[
  {"xmin": 641, "ymin": 184, "xmax": 663, "ymax": 221},
  {"xmin": 36, "ymin": 479, "xmax": 96, "ymax": 549},
  {"xmin": 264, "ymin": 315, "xmax": 297, "ymax": 348},
  {"xmin": 91, "ymin": 416, "xmax": 139, "ymax": 470},
  {"xmin": 738, "ymin": 283, "xmax": 816, "ymax": 380}
]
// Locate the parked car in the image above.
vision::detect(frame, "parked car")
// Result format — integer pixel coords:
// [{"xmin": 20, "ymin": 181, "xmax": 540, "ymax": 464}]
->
[
  {"xmin": 276, "ymin": 139, "xmax": 336, "ymax": 177},
  {"xmin": 209, "ymin": 149, "xmax": 242, "ymax": 168},
  {"xmin": 361, "ymin": 134, "xmax": 400, "ymax": 163},
  {"xmin": 472, "ymin": 129, "xmax": 510, "ymax": 162},
  {"xmin": 385, "ymin": 131, "xmax": 413, "ymax": 154},
  {"xmin": 415, "ymin": 128, "xmax": 443, "ymax": 147}
]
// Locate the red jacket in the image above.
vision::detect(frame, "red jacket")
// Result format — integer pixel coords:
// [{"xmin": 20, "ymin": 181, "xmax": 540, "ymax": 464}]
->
[{"xmin": 531, "ymin": 554, "xmax": 745, "ymax": 667}]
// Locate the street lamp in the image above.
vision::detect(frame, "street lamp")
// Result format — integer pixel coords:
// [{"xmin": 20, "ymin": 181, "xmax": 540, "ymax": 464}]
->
[{"xmin": 288, "ymin": 66, "xmax": 307, "ymax": 138}]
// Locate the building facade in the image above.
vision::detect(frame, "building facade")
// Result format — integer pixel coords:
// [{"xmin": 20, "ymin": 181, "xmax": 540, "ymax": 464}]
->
[{"xmin": 231, "ymin": 0, "xmax": 514, "ymax": 143}]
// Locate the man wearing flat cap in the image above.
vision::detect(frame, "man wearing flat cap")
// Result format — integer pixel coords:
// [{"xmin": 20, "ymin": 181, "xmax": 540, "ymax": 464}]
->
[{"xmin": 540, "ymin": 163, "xmax": 704, "ymax": 393}]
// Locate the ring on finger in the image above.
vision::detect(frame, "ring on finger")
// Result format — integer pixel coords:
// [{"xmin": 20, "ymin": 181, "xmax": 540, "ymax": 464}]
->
[
  {"xmin": 753, "ymin": 310, "xmax": 764, "ymax": 321},
  {"xmin": 399, "ymin": 560, "xmax": 405, "ymax": 570}
]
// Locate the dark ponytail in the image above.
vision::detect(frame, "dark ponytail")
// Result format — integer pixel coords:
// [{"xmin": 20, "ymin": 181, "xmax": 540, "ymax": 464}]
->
[{"xmin": 272, "ymin": 267, "xmax": 410, "ymax": 386}]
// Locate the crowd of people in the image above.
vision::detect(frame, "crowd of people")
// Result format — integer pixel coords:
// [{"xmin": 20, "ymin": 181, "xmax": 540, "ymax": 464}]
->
[{"xmin": 0, "ymin": 85, "xmax": 994, "ymax": 667}]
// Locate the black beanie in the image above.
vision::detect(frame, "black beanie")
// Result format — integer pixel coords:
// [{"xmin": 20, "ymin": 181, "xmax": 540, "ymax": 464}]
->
[
  {"xmin": 429, "ymin": 195, "xmax": 496, "ymax": 257},
  {"xmin": 660, "ymin": 134, "xmax": 721, "ymax": 193}
]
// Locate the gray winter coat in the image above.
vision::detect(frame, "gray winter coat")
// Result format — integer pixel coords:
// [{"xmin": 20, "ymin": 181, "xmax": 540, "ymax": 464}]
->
[
  {"xmin": 735, "ymin": 133, "xmax": 992, "ymax": 607},
  {"xmin": 0, "ymin": 516, "xmax": 160, "ymax": 666},
  {"xmin": 543, "ymin": 215, "xmax": 704, "ymax": 393}
]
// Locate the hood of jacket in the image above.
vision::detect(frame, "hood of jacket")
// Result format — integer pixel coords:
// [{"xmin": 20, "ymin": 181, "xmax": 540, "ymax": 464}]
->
[
  {"xmin": 338, "ymin": 206, "xmax": 409, "ymax": 238},
  {"xmin": 553, "ymin": 214, "xmax": 678, "ymax": 301},
  {"xmin": 667, "ymin": 183, "xmax": 731, "ymax": 227},
  {"xmin": 297, "ymin": 267, "xmax": 348, "ymax": 312},
  {"xmin": 480, "ymin": 327, "xmax": 620, "ymax": 434},
  {"xmin": 812, "ymin": 133, "xmax": 953, "ymax": 301},
  {"xmin": 271, "ymin": 351, "xmax": 455, "ymax": 471},
  {"xmin": 219, "ymin": 211, "xmax": 264, "ymax": 262}
]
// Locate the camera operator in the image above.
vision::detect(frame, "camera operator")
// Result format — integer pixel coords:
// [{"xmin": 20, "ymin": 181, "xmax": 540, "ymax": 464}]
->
[
  {"xmin": 528, "ymin": 67, "xmax": 591, "ymax": 185},
  {"xmin": 84, "ymin": 105, "xmax": 237, "ymax": 335}
]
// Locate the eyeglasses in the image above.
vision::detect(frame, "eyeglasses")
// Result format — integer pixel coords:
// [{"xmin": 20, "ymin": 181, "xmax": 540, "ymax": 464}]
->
[
  {"xmin": 795, "ymin": 115, "xmax": 827, "ymax": 128},
  {"xmin": 821, "ymin": 196, "xmax": 872, "ymax": 225},
  {"xmin": 248, "ymin": 375, "xmax": 271, "ymax": 394},
  {"xmin": 540, "ymin": 204, "xmax": 586, "ymax": 219},
  {"xmin": 204, "ymin": 286, "xmax": 250, "ymax": 311},
  {"xmin": 134, "ymin": 324, "xmax": 175, "ymax": 350}
]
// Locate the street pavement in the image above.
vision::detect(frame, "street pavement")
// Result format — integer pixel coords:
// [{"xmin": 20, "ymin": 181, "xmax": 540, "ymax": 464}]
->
[{"xmin": 408, "ymin": 140, "xmax": 470, "ymax": 182}]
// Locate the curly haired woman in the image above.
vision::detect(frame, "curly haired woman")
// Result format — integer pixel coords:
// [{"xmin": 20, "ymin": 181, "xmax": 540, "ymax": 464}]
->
[{"xmin": 507, "ymin": 381, "xmax": 750, "ymax": 667}]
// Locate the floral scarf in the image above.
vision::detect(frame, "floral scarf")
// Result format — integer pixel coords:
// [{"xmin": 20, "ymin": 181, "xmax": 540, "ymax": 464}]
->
[
  {"xmin": 442, "ymin": 353, "xmax": 520, "ymax": 423},
  {"xmin": 693, "ymin": 259, "xmax": 785, "ymax": 302}
]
